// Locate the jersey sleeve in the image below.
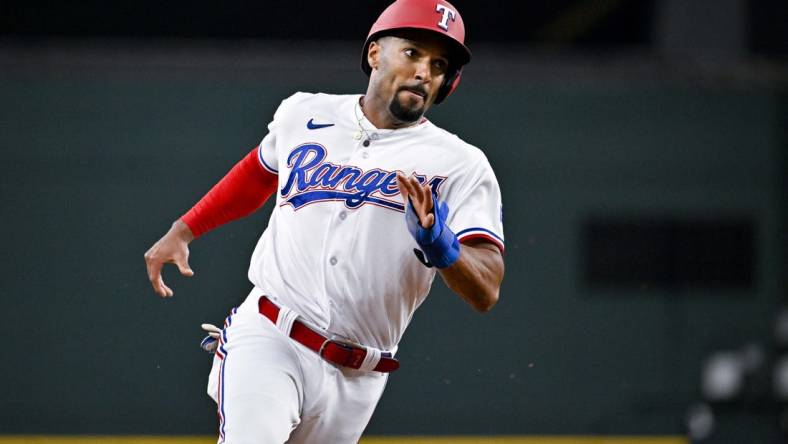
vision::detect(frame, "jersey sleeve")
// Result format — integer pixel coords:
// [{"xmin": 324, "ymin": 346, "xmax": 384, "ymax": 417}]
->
[
  {"xmin": 445, "ymin": 152, "xmax": 505, "ymax": 253},
  {"xmin": 256, "ymin": 109, "xmax": 280, "ymax": 174},
  {"xmin": 257, "ymin": 130, "xmax": 278, "ymax": 174},
  {"xmin": 256, "ymin": 92, "xmax": 313, "ymax": 174}
]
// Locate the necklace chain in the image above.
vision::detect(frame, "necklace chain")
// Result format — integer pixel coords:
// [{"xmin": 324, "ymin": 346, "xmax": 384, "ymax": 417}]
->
[
  {"xmin": 354, "ymin": 96, "xmax": 426, "ymax": 139},
  {"xmin": 354, "ymin": 98, "xmax": 373, "ymax": 143}
]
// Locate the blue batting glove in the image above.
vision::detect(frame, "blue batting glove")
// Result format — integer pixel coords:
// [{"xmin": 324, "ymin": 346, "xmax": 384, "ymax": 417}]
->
[
  {"xmin": 200, "ymin": 335, "xmax": 218, "ymax": 353},
  {"xmin": 405, "ymin": 192, "xmax": 460, "ymax": 269},
  {"xmin": 199, "ymin": 323, "xmax": 222, "ymax": 353}
]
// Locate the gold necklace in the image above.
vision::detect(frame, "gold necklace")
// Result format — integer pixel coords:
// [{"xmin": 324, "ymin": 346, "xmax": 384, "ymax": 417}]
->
[{"xmin": 354, "ymin": 99, "xmax": 373, "ymax": 147}]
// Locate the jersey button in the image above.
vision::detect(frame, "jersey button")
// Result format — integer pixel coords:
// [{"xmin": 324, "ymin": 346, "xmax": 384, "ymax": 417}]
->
[
  {"xmin": 361, "ymin": 151, "xmax": 370, "ymax": 159},
  {"xmin": 329, "ymin": 257, "xmax": 338, "ymax": 266},
  {"xmin": 339, "ymin": 211, "xmax": 347, "ymax": 220}
]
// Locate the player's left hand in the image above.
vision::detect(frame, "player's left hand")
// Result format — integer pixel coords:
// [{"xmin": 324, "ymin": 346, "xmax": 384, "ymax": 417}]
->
[
  {"xmin": 397, "ymin": 172, "xmax": 461, "ymax": 269},
  {"xmin": 396, "ymin": 172, "xmax": 434, "ymax": 228}
]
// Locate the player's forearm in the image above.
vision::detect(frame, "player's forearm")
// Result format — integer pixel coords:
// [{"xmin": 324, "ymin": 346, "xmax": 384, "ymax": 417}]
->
[
  {"xmin": 182, "ymin": 147, "xmax": 278, "ymax": 237},
  {"xmin": 438, "ymin": 242, "xmax": 504, "ymax": 312}
]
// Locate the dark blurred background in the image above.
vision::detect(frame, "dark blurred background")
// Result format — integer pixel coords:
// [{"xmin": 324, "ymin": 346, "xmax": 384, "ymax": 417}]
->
[{"xmin": 0, "ymin": 1, "xmax": 786, "ymax": 443}]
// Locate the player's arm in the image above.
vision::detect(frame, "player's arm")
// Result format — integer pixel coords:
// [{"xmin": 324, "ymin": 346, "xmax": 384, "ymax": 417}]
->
[
  {"xmin": 436, "ymin": 240, "xmax": 503, "ymax": 312},
  {"xmin": 144, "ymin": 147, "xmax": 278, "ymax": 297},
  {"xmin": 396, "ymin": 173, "xmax": 504, "ymax": 312}
]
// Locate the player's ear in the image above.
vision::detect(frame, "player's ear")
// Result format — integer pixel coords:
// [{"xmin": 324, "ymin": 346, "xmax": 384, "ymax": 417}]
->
[{"xmin": 368, "ymin": 41, "xmax": 381, "ymax": 70}]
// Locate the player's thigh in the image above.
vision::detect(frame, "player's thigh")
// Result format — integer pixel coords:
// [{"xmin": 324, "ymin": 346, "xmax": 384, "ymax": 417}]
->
[
  {"xmin": 287, "ymin": 365, "xmax": 388, "ymax": 444},
  {"xmin": 217, "ymin": 311, "xmax": 305, "ymax": 443}
]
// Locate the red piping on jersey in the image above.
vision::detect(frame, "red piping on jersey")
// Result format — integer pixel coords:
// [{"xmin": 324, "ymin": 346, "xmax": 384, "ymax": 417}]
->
[
  {"xmin": 458, "ymin": 233, "xmax": 505, "ymax": 254},
  {"xmin": 182, "ymin": 147, "xmax": 278, "ymax": 238}
]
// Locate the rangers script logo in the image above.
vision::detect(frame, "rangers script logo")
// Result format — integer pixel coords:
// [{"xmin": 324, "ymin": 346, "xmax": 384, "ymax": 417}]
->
[{"xmin": 280, "ymin": 143, "xmax": 446, "ymax": 211}]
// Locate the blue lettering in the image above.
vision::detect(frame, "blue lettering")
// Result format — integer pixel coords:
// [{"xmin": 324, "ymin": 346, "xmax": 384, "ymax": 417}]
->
[
  {"xmin": 280, "ymin": 144, "xmax": 449, "ymax": 212},
  {"xmin": 428, "ymin": 176, "xmax": 447, "ymax": 193},
  {"xmin": 309, "ymin": 162, "xmax": 338, "ymax": 188},
  {"xmin": 281, "ymin": 144, "xmax": 326, "ymax": 196},
  {"xmin": 328, "ymin": 168, "xmax": 360, "ymax": 189},
  {"xmin": 379, "ymin": 172, "xmax": 399, "ymax": 195}
]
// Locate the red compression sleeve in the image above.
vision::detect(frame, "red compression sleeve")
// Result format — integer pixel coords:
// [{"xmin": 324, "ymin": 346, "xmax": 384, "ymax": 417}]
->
[{"xmin": 181, "ymin": 148, "xmax": 278, "ymax": 238}]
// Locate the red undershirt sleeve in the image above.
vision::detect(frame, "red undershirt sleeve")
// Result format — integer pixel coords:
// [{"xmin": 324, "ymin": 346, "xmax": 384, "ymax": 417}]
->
[{"xmin": 181, "ymin": 147, "xmax": 278, "ymax": 238}]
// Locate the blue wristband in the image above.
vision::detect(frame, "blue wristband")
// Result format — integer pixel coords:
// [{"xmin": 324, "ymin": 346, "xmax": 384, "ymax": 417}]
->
[{"xmin": 405, "ymin": 193, "xmax": 460, "ymax": 268}]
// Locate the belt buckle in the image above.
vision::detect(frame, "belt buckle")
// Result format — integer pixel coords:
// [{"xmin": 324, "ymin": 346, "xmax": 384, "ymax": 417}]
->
[{"xmin": 318, "ymin": 334, "xmax": 358, "ymax": 359}]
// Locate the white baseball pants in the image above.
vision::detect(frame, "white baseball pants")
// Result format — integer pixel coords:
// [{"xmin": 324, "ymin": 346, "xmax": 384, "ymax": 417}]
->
[{"xmin": 207, "ymin": 298, "xmax": 389, "ymax": 444}]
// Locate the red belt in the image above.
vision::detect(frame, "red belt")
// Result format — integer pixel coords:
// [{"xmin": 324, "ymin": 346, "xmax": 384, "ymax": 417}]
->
[{"xmin": 258, "ymin": 296, "xmax": 399, "ymax": 373}]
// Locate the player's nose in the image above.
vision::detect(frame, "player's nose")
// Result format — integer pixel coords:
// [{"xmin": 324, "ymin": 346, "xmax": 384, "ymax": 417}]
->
[{"xmin": 413, "ymin": 58, "xmax": 432, "ymax": 83}]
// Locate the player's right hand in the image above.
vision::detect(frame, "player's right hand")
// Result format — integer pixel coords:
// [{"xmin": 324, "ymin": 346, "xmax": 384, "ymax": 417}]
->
[{"xmin": 144, "ymin": 219, "xmax": 195, "ymax": 297}]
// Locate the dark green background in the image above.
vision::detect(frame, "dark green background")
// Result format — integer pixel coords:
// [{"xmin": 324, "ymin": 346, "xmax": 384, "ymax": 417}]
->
[{"xmin": 0, "ymin": 46, "xmax": 784, "ymax": 441}]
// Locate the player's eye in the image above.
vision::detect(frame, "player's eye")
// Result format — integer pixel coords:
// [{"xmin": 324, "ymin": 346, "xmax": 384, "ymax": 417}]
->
[
  {"xmin": 433, "ymin": 59, "xmax": 448, "ymax": 73},
  {"xmin": 403, "ymin": 48, "xmax": 415, "ymax": 57}
]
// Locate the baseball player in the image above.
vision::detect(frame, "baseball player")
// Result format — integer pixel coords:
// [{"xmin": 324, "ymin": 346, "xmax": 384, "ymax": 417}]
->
[{"xmin": 143, "ymin": 0, "xmax": 504, "ymax": 442}]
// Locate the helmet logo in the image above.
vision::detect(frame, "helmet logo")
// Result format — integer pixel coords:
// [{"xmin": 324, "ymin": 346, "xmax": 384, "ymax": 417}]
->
[{"xmin": 435, "ymin": 4, "xmax": 457, "ymax": 31}]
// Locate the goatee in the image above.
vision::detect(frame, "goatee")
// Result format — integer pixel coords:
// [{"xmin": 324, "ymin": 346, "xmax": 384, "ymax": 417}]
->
[{"xmin": 389, "ymin": 94, "xmax": 425, "ymax": 123}]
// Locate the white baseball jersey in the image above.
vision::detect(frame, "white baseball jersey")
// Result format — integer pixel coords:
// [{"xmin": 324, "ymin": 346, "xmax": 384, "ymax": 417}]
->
[{"xmin": 245, "ymin": 92, "xmax": 504, "ymax": 352}]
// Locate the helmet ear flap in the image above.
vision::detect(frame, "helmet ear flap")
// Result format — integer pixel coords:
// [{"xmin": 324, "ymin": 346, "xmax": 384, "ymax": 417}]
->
[{"xmin": 435, "ymin": 68, "xmax": 462, "ymax": 104}]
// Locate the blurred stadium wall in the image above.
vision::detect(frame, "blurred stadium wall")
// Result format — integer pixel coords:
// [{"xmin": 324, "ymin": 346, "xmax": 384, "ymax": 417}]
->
[{"xmin": 1, "ymin": 1, "xmax": 786, "ymax": 443}]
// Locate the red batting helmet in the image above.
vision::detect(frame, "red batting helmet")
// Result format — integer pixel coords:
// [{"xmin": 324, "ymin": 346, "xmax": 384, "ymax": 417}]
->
[{"xmin": 361, "ymin": 0, "xmax": 472, "ymax": 104}]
